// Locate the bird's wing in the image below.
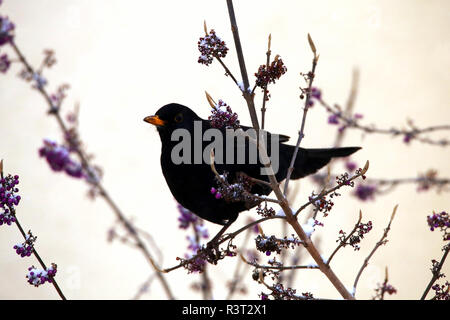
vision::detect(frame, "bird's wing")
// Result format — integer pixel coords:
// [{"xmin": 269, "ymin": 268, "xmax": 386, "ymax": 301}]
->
[{"xmin": 238, "ymin": 125, "xmax": 290, "ymax": 143}]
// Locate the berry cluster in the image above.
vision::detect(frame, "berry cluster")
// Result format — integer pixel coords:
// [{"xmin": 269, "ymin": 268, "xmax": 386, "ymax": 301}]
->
[
  {"xmin": 0, "ymin": 13, "xmax": 15, "ymax": 46},
  {"xmin": 39, "ymin": 138, "xmax": 84, "ymax": 178},
  {"xmin": 255, "ymin": 234, "xmax": 303, "ymax": 256},
  {"xmin": 345, "ymin": 160, "xmax": 357, "ymax": 172},
  {"xmin": 336, "ymin": 172, "xmax": 355, "ymax": 187},
  {"xmin": 26, "ymin": 263, "xmax": 57, "ymax": 287},
  {"xmin": 300, "ymin": 87, "xmax": 322, "ymax": 107},
  {"xmin": 427, "ymin": 211, "xmax": 449, "ymax": 241},
  {"xmin": 198, "ymin": 29, "xmax": 228, "ymax": 66},
  {"xmin": 208, "ymin": 99, "xmax": 240, "ymax": 129},
  {"xmin": 310, "ymin": 87, "xmax": 321, "ymax": 100},
  {"xmin": 431, "ymin": 281, "xmax": 450, "ymax": 300},
  {"xmin": 13, "ymin": 231, "xmax": 36, "ymax": 258},
  {"xmin": 309, "ymin": 192, "xmax": 334, "ymax": 216},
  {"xmin": 338, "ymin": 221, "xmax": 373, "ymax": 251},
  {"xmin": 354, "ymin": 184, "xmax": 377, "ymax": 201},
  {"xmin": 176, "ymin": 203, "xmax": 213, "ymax": 273},
  {"xmin": 255, "ymin": 56, "xmax": 287, "ymax": 90},
  {"xmin": 177, "ymin": 203, "xmax": 198, "ymax": 229},
  {"xmin": 373, "ymin": 281, "xmax": 397, "ymax": 299},
  {"xmin": 270, "ymin": 283, "xmax": 299, "ymax": 300},
  {"xmin": 188, "ymin": 225, "xmax": 209, "ymax": 249},
  {"xmin": 178, "ymin": 241, "xmax": 237, "ymax": 274},
  {"xmin": 0, "ymin": 174, "xmax": 21, "ymax": 226},
  {"xmin": 256, "ymin": 202, "xmax": 276, "ymax": 218},
  {"xmin": 261, "ymin": 283, "xmax": 311, "ymax": 300},
  {"xmin": 211, "ymin": 171, "xmax": 256, "ymax": 205},
  {"xmin": 0, "ymin": 53, "xmax": 10, "ymax": 73},
  {"xmin": 327, "ymin": 110, "xmax": 364, "ymax": 132},
  {"xmin": 177, "ymin": 255, "xmax": 207, "ymax": 273}
]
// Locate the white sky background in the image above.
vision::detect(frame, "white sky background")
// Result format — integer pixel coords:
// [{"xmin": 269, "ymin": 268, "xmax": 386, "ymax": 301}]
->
[{"xmin": 0, "ymin": 0, "xmax": 449, "ymax": 299}]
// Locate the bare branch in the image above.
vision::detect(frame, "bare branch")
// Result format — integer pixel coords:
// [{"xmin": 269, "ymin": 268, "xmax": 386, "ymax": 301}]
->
[
  {"xmin": 327, "ymin": 210, "xmax": 363, "ymax": 266},
  {"xmin": 283, "ymin": 33, "xmax": 319, "ymax": 195},
  {"xmin": 353, "ymin": 205, "xmax": 398, "ymax": 297},
  {"xmin": 420, "ymin": 244, "xmax": 450, "ymax": 300}
]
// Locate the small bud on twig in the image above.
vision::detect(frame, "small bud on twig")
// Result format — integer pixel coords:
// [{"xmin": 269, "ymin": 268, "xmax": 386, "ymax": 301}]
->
[
  {"xmin": 361, "ymin": 160, "xmax": 370, "ymax": 175},
  {"xmin": 205, "ymin": 91, "xmax": 216, "ymax": 109},
  {"xmin": 307, "ymin": 33, "xmax": 316, "ymax": 55},
  {"xmin": 204, "ymin": 20, "xmax": 208, "ymax": 35},
  {"xmin": 257, "ymin": 224, "xmax": 265, "ymax": 237},
  {"xmin": 391, "ymin": 204, "xmax": 398, "ymax": 221}
]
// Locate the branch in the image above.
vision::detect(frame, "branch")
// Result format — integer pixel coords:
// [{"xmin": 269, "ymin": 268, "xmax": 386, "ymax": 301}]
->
[
  {"xmin": 319, "ymin": 97, "xmax": 450, "ymax": 147},
  {"xmin": 283, "ymin": 34, "xmax": 319, "ymax": 195},
  {"xmin": 192, "ymin": 221, "xmax": 213, "ymax": 299},
  {"xmin": 215, "ymin": 55, "xmax": 240, "ymax": 89},
  {"xmin": 295, "ymin": 161, "xmax": 369, "ymax": 217},
  {"xmin": 162, "ymin": 215, "xmax": 285, "ymax": 273},
  {"xmin": 353, "ymin": 204, "xmax": 398, "ymax": 297},
  {"xmin": 260, "ymin": 34, "xmax": 271, "ymax": 130},
  {"xmin": 420, "ymin": 244, "xmax": 450, "ymax": 300},
  {"xmin": 226, "ymin": 228, "xmax": 252, "ymax": 299},
  {"xmin": 9, "ymin": 40, "xmax": 174, "ymax": 300},
  {"xmin": 327, "ymin": 210, "xmax": 363, "ymax": 266},
  {"xmin": 332, "ymin": 69, "xmax": 359, "ymax": 148},
  {"xmin": 225, "ymin": 0, "xmax": 354, "ymax": 300},
  {"xmin": 1, "ymin": 161, "xmax": 65, "ymax": 300},
  {"xmin": 226, "ymin": 0, "xmax": 260, "ymax": 130},
  {"xmin": 241, "ymin": 253, "xmax": 319, "ymax": 271}
]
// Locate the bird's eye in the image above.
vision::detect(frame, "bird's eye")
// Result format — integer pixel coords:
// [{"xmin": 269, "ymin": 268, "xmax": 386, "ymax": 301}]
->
[{"xmin": 174, "ymin": 113, "xmax": 183, "ymax": 123}]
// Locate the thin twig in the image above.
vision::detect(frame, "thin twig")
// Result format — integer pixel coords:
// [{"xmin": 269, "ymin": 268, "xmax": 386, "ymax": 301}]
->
[
  {"xmin": 319, "ymin": 98, "xmax": 450, "ymax": 147},
  {"xmin": 1, "ymin": 165, "xmax": 66, "ymax": 300},
  {"xmin": 283, "ymin": 34, "xmax": 319, "ymax": 196},
  {"xmin": 327, "ymin": 210, "xmax": 363, "ymax": 266},
  {"xmin": 353, "ymin": 205, "xmax": 398, "ymax": 297},
  {"xmin": 209, "ymin": 150, "xmax": 281, "ymax": 205},
  {"xmin": 162, "ymin": 215, "xmax": 285, "ymax": 273},
  {"xmin": 192, "ymin": 221, "xmax": 213, "ymax": 299},
  {"xmin": 214, "ymin": 55, "xmax": 240, "ymax": 88},
  {"xmin": 260, "ymin": 34, "xmax": 272, "ymax": 130},
  {"xmin": 132, "ymin": 274, "xmax": 156, "ymax": 300},
  {"xmin": 374, "ymin": 267, "xmax": 390, "ymax": 300},
  {"xmin": 295, "ymin": 161, "xmax": 369, "ymax": 217},
  {"xmin": 226, "ymin": 0, "xmax": 260, "ymax": 131},
  {"xmin": 241, "ymin": 254, "xmax": 319, "ymax": 271},
  {"xmin": 226, "ymin": 229, "xmax": 252, "ymax": 299},
  {"xmin": 420, "ymin": 244, "xmax": 450, "ymax": 300}
]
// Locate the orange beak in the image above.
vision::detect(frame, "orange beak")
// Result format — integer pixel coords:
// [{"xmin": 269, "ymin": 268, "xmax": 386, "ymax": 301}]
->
[{"xmin": 143, "ymin": 115, "xmax": 167, "ymax": 127}]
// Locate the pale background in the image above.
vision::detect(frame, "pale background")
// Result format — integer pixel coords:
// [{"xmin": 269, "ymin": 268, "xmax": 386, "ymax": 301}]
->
[{"xmin": 0, "ymin": 0, "xmax": 449, "ymax": 300}]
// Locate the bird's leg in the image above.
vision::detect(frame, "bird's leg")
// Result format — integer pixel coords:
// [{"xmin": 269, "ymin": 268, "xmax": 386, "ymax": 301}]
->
[{"xmin": 207, "ymin": 218, "xmax": 234, "ymax": 248}]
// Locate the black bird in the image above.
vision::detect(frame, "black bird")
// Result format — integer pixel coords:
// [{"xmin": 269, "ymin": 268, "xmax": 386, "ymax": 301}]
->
[{"xmin": 144, "ymin": 103, "xmax": 360, "ymax": 238}]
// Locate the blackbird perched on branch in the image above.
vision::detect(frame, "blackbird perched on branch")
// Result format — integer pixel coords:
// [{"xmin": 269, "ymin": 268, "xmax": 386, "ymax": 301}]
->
[{"xmin": 144, "ymin": 103, "xmax": 360, "ymax": 242}]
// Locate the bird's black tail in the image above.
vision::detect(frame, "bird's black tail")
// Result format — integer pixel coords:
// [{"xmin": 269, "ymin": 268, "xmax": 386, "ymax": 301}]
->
[{"xmin": 276, "ymin": 146, "xmax": 361, "ymax": 181}]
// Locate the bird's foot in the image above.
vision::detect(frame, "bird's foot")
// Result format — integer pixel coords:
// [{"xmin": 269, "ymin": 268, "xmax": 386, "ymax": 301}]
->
[{"xmin": 205, "ymin": 238, "xmax": 222, "ymax": 263}]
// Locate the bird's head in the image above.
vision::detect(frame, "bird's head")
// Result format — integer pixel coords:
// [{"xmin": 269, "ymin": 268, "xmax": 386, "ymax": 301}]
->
[{"xmin": 144, "ymin": 103, "xmax": 202, "ymax": 136}]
